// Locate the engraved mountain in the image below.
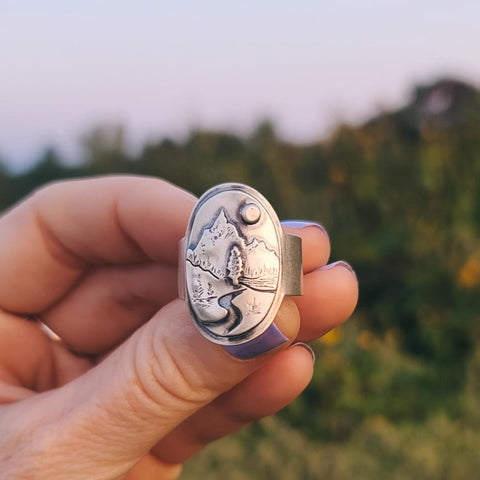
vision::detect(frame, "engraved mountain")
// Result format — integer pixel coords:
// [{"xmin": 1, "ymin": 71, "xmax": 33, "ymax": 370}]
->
[
  {"xmin": 187, "ymin": 209, "xmax": 279, "ymax": 290},
  {"xmin": 187, "ymin": 209, "xmax": 243, "ymax": 278},
  {"xmin": 240, "ymin": 238, "xmax": 279, "ymax": 290}
]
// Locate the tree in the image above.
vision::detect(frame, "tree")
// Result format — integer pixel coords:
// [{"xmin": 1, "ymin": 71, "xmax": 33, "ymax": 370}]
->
[{"xmin": 227, "ymin": 246, "xmax": 243, "ymax": 286}]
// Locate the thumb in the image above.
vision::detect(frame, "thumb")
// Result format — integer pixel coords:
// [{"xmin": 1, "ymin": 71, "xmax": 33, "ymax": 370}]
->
[{"xmin": 2, "ymin": 299, "xmax": 299, "ymax": 479}]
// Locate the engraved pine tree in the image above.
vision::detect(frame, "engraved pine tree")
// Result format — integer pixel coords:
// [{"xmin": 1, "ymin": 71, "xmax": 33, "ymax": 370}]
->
[
  {"xmin": 227, "ymin": 245, "xmax": 243, "ymax": 286},
  {"xmin": 192, "ymin": 273, "xmax": 205, "ymax": 300}
]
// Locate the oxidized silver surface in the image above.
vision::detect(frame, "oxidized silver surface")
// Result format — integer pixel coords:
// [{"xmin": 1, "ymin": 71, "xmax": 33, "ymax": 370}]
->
[{"xmin": 179, "ymin": 183, "xmax": 303, "ymax": 346}]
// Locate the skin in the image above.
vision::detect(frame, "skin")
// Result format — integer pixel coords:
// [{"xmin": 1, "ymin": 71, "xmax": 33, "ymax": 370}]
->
[{"xmin": 0, "ymin": 176, "xmax": 358, "ymax": 480}]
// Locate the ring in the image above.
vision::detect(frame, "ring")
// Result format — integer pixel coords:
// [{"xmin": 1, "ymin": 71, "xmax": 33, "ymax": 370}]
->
[
  {"xmin": 28, "ymin": 314, "xmax": 64, "ymax": 343},
  {"xmin": 179, "ymin": 183, "xmax": 303, "ymax": 358}
]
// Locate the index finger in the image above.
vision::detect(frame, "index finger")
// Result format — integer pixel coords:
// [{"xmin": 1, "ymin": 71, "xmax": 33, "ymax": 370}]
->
[{"xmin": 0, "ymin": 175, "xmax": 196, "ymax": 313}]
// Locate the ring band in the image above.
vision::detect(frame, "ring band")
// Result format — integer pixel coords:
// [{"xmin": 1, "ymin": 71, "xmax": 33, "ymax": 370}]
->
[
  {"xmin": 27, "ymin": 314, "xmax": 64, "ymax": 343},
  {"xmin": 179, "ymin": 183, "xmax": 303, "ymax": 357}
]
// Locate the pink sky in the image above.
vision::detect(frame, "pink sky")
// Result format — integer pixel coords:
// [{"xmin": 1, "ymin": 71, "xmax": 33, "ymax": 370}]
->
[{"xmin": 1, "ymin": 1, "xmax": 479, "ymax": 170}]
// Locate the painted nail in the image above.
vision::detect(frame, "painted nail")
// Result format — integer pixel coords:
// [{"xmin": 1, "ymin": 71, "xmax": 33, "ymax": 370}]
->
[
  {"xmin": 290, "ymin": 342, "xmax": 316, "ymax": 364},
  {"xmin": 321, "ymin": 260, "xmax": 357, "ymax": 280},
  {"xmin": 224, "ymin": 323, "xmax": 288, "ymax": 360},
  {"xmin": 281, "ymin": 220, "xmax": 329, "ymax": 238}
]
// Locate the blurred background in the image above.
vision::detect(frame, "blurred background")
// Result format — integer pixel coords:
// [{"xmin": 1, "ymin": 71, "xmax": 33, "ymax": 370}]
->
[{"xmin": 2, "ymin": 1, "xmax": 480, "ymax": 478}]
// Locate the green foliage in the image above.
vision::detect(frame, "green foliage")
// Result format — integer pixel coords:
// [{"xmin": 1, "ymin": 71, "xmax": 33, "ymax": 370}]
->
[
  {"xmin": 184, "ymin": 341, "xmax": 480, "ymax": 480},
  {"xmin": 2, "ymin": 78, "xmax": 480, "ymax": 478}
]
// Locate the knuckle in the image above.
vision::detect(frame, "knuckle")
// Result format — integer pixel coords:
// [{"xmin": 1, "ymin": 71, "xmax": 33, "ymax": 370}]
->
[{"xmin": 129, "ymin": 328, "xmax": 214, "ymax": 419}]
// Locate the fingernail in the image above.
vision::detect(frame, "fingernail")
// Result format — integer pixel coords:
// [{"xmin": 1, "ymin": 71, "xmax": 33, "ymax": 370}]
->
[
  {"xmin": 290, "ymin": 342, "xmax": 316, "ymax": 364},
  {"xmin": 321, "ymin": 260, "xmax": 357, "ymax": 280},
  {"xmin": 281, "ymin": 220, "xmax": 329, "ymax": 238},
  {"xmin": 224, "ymin": 323, "xmax": 288, "ymax": 360}
]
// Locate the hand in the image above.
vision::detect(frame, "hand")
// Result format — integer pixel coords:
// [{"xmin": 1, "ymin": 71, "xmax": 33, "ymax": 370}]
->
[{"xmin": 0, "ymin": 176, "xmax": 358, "ymax": 479}]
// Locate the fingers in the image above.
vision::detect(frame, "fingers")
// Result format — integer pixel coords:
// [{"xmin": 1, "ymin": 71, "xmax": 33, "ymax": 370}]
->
[
  {"xmin": 38, "ymin": 219, "xmax": 351, "ymax": 357},
  {"xmin": 282, "ymin": 221, "xmax": 330, "ymax": 272},
  {"xmin": 151, "ymin": 342, "xmax": 315, "ymax": 464},
  {"xmin": 0, "ymin": 310, "xmax": 92, "ymax": 400},
  {"xmin": 0, "ymin": 310, "xmax": 55, "ymax": 393},
  {"xmin": 126, "ymin": 454, "xmax": 182, "ymax": 480},
  {"xmin": 0, "ymin": 381, "xmax": 35, "ymax": 403},
  {"xmin": 284, "ymin": 221, "xmax": 358, "ymax": 341},
  {"xmin": 1, "ymin": 299, "xmax": 300, "ymax": 479},
  {"xmin": 0, "ymin": 176, "xmax": 196, "ymax": 313},
  {"xmin": 41, "ymin": 263, "xmax": 178, "ymax": 354},
  {"xmin": 36, "ymin": 220, "xmax": 332, "ymax": 356},
  {"xmin": 295, "ymin": 261, "xmax": 358, "ymax": 341}
]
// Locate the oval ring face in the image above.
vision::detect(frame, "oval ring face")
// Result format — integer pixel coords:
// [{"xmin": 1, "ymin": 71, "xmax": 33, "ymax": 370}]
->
[{"xmin": 184, "ymin": 184, "xmax": 284, "ymax": 346}]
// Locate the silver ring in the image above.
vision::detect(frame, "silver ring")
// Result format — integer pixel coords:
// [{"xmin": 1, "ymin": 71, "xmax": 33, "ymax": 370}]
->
[
  {"xmin": 179, "ymin": 183, "xmax": 303, "ymax": 348},
  {"xmin": 28, "ymin": 314, "xmax": 64, "ymax": 343}
]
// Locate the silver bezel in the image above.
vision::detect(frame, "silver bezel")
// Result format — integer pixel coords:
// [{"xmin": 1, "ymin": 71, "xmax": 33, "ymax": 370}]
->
[{"xmin": 180, "ymin": 183, "xmax": 302, "ymax": 346}]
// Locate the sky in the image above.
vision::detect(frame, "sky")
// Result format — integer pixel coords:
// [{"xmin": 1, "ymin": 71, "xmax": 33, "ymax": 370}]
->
[{"xmin": 1, "ymin": 0, "xmax": 480, "ymax": 170}]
